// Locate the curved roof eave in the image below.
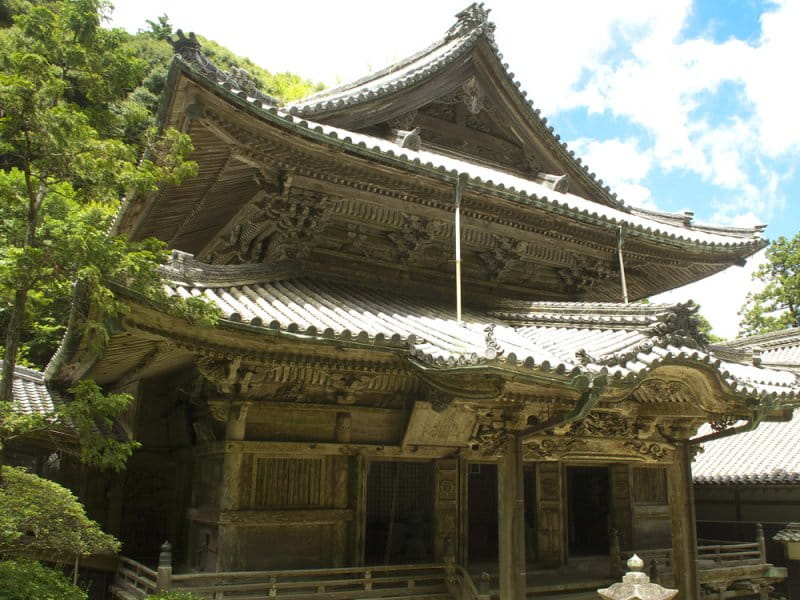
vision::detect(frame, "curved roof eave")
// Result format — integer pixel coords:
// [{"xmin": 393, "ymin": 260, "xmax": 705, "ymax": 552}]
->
[{"xmin": 153, "ymin": 60, "xmax": 767, "ymax": 255}]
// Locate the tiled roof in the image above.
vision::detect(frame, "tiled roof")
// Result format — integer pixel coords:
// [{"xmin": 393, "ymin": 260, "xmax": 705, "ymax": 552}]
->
[
  {"xmin": 161, "ymin": 260, "xmax": 800, "ymax": 401},
  {"xmin": 714, "ymin": 328, "xmax": 800, "ymax": 371},
  {"xmin": 693, "ymin": 410, "xmax": 800, "ymax": 485},
  {"xmin": 161, "ymin": 56, "xmax": 766, "ymax": 252},
  {"xmin": 0, "ymin": 361, "xmax": 63, "ymax": 416},
  {"xmin": 289, "ymin": 10, "xmax": 486, "ymax": 115}
]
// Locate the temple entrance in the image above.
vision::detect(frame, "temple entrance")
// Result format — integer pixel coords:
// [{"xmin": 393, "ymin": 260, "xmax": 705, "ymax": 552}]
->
[
  {"xmin": 567, "ymin": 466, "xmax": 610, "ymax": 556},
  {"xmin": 467, "ymin": 463, "xmax": 498, "ymax": 567},
  {"xmin": 364, "ymin": 461, "xmax": 434, "ymax": 564}
]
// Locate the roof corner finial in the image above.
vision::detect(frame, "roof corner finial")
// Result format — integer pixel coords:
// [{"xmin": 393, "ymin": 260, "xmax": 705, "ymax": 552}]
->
[
  {"xmin": 167, "ymin": 29, "xmax": 202, "ymax": 60},
  {"xmin": 167, "ymin": 29, "xmax": 279, "ymax": 107},
  {"xmin": 447, "ymin": 3, "xmax": 496, "ymax": 42}
]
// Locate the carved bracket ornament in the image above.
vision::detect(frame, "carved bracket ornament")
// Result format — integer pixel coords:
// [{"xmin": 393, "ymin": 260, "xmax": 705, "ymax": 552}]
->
[
  {"xmin": 479, "ymin": 235, "xmax": 530, "ymax": 282},
  {"xmin": 324, "ymin": 372, "xmax": 379, "ymax": 405},
  {"xmin": 525, "ymin": 437, "xmax": 587, "ymax": 459},
  {"xmin": 213, "ymin": 184, "xmax": 336, "ymax": 264},
  {"xmin": 470, "ymin": 423, "xmax": 509, "ymax": 456},
  {"xmin": 557, "ymin": 257, "xmax": 615, "ymax": 296},
  {"xmin": 569, "ymin": 412, "xmax": 634, "ymax": 438},
  {"xmin": 387, "ymin": 214, "xmax": 445, "ymax": 263},
  {"xmin": 196, "ymin": 356, "xmax": 278, "ymax": 396},
  {"xmin": 437, "ymin": 77, "xmax": 494, "ymax": 116}
]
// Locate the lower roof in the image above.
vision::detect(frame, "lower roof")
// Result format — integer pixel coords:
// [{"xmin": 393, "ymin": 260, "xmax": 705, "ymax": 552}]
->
[{"xmin": 159, "ymin": 255, "xmax": 800, "ymax": 402}]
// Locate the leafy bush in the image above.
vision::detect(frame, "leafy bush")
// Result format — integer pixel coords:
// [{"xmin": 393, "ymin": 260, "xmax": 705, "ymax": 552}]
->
[
  {"xmin": 0, "ymin": 559, "xmax": 87, "ymax": 600},
  {"xmin": 0, "ymin": 466, "xmax": 120, "ymax": 558}
]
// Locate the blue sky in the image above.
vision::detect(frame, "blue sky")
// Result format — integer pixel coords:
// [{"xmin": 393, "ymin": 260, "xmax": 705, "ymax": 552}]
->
[{"xmin": 109, "ymin": 0, "xmax": 799, "ymax": 337}]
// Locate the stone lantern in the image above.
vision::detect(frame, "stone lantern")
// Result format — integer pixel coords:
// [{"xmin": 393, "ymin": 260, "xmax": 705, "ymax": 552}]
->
[
  {"xmin": 775, "ymin": 523, "xmax": 800, "ymax": 599},
  {"xmin": 598, "ymin": 554, "xmax": 679, "ymax": 600}
]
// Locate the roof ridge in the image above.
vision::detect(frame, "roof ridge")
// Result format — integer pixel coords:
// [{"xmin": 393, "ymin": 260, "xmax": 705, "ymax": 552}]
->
[
  {"xmin": 293, "ymin": 3, "xmax": 495, "ymax": 107},
  {"xmin": 0, "ymin": 360, "xmax": 45, "ymax": 382},
  {"xmin": 724, "ymin": 327, "xmax": 800, "ymax": 349}
]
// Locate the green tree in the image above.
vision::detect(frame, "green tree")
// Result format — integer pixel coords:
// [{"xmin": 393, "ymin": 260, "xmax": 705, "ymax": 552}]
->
[
  {"xmin": 0, "ymin": 0, "xmax": 197, "ymax": 397},
  {"xmin": 0, "ymin": 0, "xmax": 218, "ymax": 478},
  {"xmin": 739, "ymin": 233, "xmax": 800, "ymax": 335}
]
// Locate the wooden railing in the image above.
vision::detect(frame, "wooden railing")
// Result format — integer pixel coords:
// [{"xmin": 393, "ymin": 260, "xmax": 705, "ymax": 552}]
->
[
  {"xmin": 112, "ymin": 555, "xmax": 459, "ymax": 599},
  {"xmin": 112, "ymin": 555, "xmax": 158, "ymax": 598},
  {"xmin": 446, "ymin": 564, "xmax": 490, "ymax": 600},
  {"xmin": 169, "ymin": 563, "xmax": 450, "ymax": 598}
]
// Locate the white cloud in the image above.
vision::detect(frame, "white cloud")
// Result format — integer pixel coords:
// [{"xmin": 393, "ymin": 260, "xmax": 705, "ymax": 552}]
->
[{"xmin": 568, "ymin": 137, "xmax": 655, "ymax": 207}]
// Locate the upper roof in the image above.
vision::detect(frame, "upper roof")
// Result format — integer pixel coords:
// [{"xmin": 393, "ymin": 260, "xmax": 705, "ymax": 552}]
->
[{"xmin": 113, "ymin": 6, "xmax": 767, "ymax": 304}]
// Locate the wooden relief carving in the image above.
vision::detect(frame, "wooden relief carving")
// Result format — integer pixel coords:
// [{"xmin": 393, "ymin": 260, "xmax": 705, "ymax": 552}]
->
[
  {"xmin": 470, "ymin": 423, "xmax": 509, "ymax": 456},
  {"xmin": 557, "ymin": 257, "xmax": 614, "ymax": 296},
  {"xmin": 525, "ymin": 437, "xmax": 587, "ymax": 459},
  {"xmin": 213, "ymin": 186, "xmax": 336, "ymax": 263},
  {"xmin": 386, "ymin": 214, "xmax": 444, "ymax": 263},
  {"xmin": 387, "ymin": 110, "xmax": 418, "ymax": 131},
  {"xmin": 478, "ymin": 235, "xmax": 529, "ymax": 282},
  {"xmin": 569, "ymin": 411, "xmax": 632, "ymax": 437},
  {"xmin": 624, "ymin": 440, "xmax": 669, "ymax": 461},
  {"xmin": 635, "ymin": 379, "xmax": 698, "ymax": 406}
]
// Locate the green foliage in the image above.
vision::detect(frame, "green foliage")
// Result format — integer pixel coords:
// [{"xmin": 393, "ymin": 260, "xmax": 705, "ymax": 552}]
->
[
  {"xmin": 0, "ymin": 559, "xmax": 87, "ymax": 600},
  {"xmin": 195, "ymin": 34, "xmax": 325, "ymax": 102},
  {"xmin": 739, "ymin": 233, "xmax": 800, "ymax": 336},
  {"xmin": 0, "ymin": 0, "xmax": 202, "ymax": 384},
  {"xmin": 0, "ymin": 466, "xmax": 119, "ymax": 558}
]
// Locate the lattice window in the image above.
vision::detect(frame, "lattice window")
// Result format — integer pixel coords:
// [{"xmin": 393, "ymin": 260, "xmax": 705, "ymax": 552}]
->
[{"xmin": 367, "ymin": 461, "xmax": 434, "ymax": 522}]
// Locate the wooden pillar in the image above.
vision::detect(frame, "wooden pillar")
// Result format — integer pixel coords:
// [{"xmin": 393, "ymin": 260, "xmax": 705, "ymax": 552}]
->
[
  {"xmin": 217, "ymin": 401, "xmax": 248, "ymax": 572},
  {"xmin": 498, "ymin": 433, "xmax": 526, "ymax": 600},
  {"xmin": 353, "ymin": 454, "xmax": 368, "ymax": 566},
  {"xmin": 668, "ymin": 441, "xmax": 700, "ymax": 600}
]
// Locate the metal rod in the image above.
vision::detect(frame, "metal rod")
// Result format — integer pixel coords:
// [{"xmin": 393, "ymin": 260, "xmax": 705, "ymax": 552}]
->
[
  {"xmin": 454, "ymin": 174, "xmax": 468, "ymax": 325},
  {"xmin": 617, "ymin": 226, "xmax": 629, "ymax": 305}
]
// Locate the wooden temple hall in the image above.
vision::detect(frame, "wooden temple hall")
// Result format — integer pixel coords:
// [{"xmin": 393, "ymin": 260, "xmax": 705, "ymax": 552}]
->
[{"xmin": 44, "ymin": 4, "xmax": 800, "ymax": 599}]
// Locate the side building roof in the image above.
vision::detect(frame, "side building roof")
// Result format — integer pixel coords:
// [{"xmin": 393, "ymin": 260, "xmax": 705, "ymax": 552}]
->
[
  {"xmin": 0, "ymin": 361, "xmax": 64, "ymax": 417},
  {"xmin": 694, "ymin": 328, "xmax": 800, "ymax": 485}
]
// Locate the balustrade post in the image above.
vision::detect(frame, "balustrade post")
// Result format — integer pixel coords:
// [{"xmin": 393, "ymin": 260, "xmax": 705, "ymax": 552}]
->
[
  {"xmin": 156, "ymin": 541, "xmax": 173, "ymax": 592},
  {"xmin": 364, "ymin": 570, "xmax": 372, "ymax": 591},
  {"xmin": 756, "ymin": 522, "xmax": 767, "ymax": 562}
]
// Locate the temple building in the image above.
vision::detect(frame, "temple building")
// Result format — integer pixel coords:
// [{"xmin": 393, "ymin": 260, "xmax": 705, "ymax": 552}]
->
[{"xmin": 36, "ymin": 4, "xmax": 800, "ymax": 599}]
